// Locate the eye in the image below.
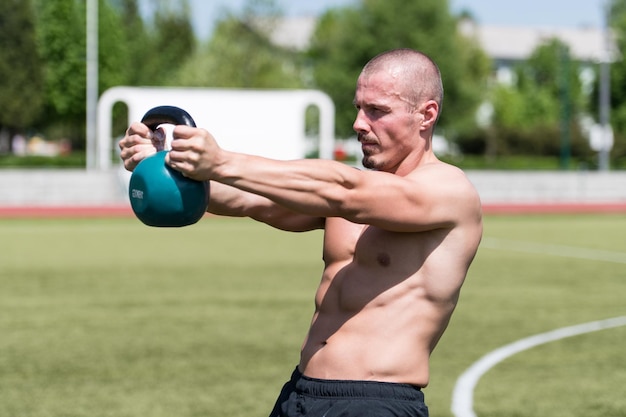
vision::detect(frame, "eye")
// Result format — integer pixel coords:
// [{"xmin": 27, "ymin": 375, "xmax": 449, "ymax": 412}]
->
[{"xmin": 367, "ymin": 106, "xmax": 389, "ymax": 119}]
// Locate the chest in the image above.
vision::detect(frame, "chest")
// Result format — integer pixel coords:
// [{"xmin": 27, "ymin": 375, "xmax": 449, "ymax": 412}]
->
[
  {"xmin": 322, "ymin": 217, "xmax": 436, "ymax": 269},
  {"xmin": 318, "ymin": 218, "xmax": 441, "ymax": 312}
]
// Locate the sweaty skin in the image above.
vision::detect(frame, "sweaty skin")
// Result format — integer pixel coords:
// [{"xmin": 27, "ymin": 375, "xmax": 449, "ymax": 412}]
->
[{"xmin": 119, "ymin": 50, "xmax": 483, "ymax": 388}]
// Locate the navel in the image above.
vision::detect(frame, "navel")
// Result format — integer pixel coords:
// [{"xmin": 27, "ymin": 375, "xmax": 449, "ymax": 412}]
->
[{"xmin": 377, "ymin": 252, "xmax": 391, "ymax": 267}]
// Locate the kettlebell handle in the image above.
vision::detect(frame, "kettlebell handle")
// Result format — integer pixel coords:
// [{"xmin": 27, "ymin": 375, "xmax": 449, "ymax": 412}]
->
[{"xmin": 141, "ymin": 105, "xmax": 197, "ymax": 130}]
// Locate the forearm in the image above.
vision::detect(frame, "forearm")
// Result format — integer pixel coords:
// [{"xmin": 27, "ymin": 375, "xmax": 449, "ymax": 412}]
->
[
  {"xmin": 207, "ymin": 181, "xmax": 324, "ymax": 232},
  {"xmin": 206, "ymin": 181, "xmax": 258, "ymax": 217},
  {"xmin": 212, "ymin": 151, "xmax": 359, "ymax": 218}
]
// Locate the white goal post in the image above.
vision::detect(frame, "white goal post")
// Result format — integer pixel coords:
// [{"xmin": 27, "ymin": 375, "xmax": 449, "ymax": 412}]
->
[{"xmin": 95, "ymin": 86, "xmax": 336, "ymax": 170}]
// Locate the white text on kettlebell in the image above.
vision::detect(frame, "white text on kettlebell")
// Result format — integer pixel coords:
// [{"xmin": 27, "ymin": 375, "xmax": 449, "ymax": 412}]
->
[{"xmin": 131, "ymin": 189, "xmax": 144, "ymax": 199}]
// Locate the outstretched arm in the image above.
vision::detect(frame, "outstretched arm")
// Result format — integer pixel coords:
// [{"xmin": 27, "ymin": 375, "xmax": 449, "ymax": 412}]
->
[
  {"xmin": 118, "ymin": 122, "xmax": 324, "ymax": 232},
  {"xmin": 167, "ymin": 126, "xmax": 482, "ymax": 233}
]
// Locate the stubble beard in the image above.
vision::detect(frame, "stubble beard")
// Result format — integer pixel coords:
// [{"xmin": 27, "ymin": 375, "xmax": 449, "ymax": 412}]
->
[
  {"xmin": 361, "ymin": 148, "xmax": 385, "ymax": 170},
  {"xmin": 361, "ymin": 154, "xmax": 378, "ymax": 170},
  {"xmin": 361, "ymin": 139, "xmax": 383, "ymax": 171},
  {"xmin": 359, "ymin": 133, "xmax": 383, "ymax": 170}
]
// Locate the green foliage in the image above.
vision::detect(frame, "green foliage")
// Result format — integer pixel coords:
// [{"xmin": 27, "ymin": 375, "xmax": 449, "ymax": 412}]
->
[
  {"xmin": 474, "ymin": 124, "xmax": 593, "ymax": 165},
  {"xmin": 4, "ymin": 0, "xmax": 625, "ymax": 167},
  {"xmin": 450, "ymin": 27, "xmax": 493, "ymax": 131},
  {"xmin": 307, "ymin": 8, "xmax": 373, "ymax": 137},
  {"xmin": 0, "ymin": 153, "xmax": 86, "ymax": 168},
  {"xmin": 94, "ymin": 0, "xmax": 131, "ymax": 92},
  {"xmin": 608, "ymin": 0, "xmax": 626, "ymax": 133},
  {"xmin": 174, "ymin": 17, "xmax": 303, "ymax": 88},
  {"xmin": 116, "ymin": 0, "xmax": 154, "ymax": 86},
  {"xmin": 31, "ymin": 0, "xmax": 134, "ymax": 149},
  {"xmin": 491, "ymin": 84, "xmax": 561, "ymax": 131},
  {"xmin": 144, "ymin": 1, "xmax": 196, "ymax": 86},
  {"xmin": 463, "ymin": 38, "xmax": 595, "ymax": 164},
  {"xmin": 493, "ymin": 40, "xmax": 582, "ymax": 131},
  {"xmin": 35, "ymin": 0, "xmax": 86, "ymax": 124},
  {"xmin": 0, "ymin": 0, "xmax": 44, "ymax": 132},
  {"xmin": 308, "ymin": 0, "xmax": 491, "ymax": 138},
  {"xmin": 602, "ymin": 0, "xmax": 626, "ymax": 165},
  {"xmin": 174, "ymin": 0, "xmax": 304, "ymax": 89}
]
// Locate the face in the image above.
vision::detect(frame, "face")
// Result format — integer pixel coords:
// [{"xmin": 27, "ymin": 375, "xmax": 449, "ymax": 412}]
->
[{"xmin": 352, "ymin": 70, "xmax": 423, "ymax": 173}]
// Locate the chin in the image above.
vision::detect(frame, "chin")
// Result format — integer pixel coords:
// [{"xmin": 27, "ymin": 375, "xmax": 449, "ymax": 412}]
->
[{"xmin": 362, "ymin": 156, "xmax": 382, "ymax": 171}]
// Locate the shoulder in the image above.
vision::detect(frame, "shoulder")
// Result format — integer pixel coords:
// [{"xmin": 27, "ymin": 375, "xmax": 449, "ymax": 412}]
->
[
  {"xmin": 408, "ymin": 161, "xmax": 482, "ymax": 221},
  {"xmin": 410, "ymin": 161, "xmax": 477, "ymax": 195}
]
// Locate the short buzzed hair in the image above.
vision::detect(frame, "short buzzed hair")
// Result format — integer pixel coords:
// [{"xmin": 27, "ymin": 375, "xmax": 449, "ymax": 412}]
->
[{"xmin": 361, "ymin": 49, "xmax": 444, "ymax": 112}]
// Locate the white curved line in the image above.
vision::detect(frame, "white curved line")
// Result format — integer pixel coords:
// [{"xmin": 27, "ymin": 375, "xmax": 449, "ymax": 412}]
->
[{"xmin": 451, "ymin": 316, "xmax": 626, "ymax": 417}]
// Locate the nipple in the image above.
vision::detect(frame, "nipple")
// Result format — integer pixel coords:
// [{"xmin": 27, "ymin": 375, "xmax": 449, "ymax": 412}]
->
[{"xmin": 377, "ymin": 252, "xmax": 391, "ymax": 267}]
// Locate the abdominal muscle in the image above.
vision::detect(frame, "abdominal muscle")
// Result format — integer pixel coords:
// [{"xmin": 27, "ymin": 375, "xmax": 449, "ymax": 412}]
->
[
  {"xmin": 299, "ymin": 289, "xmax": 437, "ymax": 387},
  {"xmin": 297, "ymin": 219, "xmax": 461, "ymax": 387}
]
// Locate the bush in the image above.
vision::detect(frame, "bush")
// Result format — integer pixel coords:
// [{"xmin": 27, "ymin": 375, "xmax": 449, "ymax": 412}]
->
[{"xmin": 0, "ymin": 153, "xmax": 85, "ymax": 168}]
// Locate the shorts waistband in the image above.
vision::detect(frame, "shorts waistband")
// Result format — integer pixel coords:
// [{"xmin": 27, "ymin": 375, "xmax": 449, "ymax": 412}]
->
[{"xmin": 291, "ymin": 367, "xmax": 423, "ymax": 401}]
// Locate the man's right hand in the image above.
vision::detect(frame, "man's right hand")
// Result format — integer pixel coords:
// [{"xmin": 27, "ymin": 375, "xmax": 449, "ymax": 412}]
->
[{"xmin": 118, "ymin": 122, "xmax": 158, "ymax": 172}]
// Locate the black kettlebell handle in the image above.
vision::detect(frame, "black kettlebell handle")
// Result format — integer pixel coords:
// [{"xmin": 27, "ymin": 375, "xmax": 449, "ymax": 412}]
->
[{"xmin": 141, "ymin": 105, "xmax": 196, "ymax": 130}]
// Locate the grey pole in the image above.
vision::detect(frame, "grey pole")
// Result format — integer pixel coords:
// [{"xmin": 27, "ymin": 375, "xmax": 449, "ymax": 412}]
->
[
  {"xmin": 86, "ymin": 0, "xmax": 98, "ymax": 170},
  {"xmin": 598, "ymin": 0, "xmax": 611, "ymax": 171}
]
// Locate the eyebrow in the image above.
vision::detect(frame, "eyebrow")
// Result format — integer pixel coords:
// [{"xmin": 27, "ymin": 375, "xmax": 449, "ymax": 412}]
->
[{"xmin": 353, "ymin": 95, "xmax": 391, "ymax": 107}]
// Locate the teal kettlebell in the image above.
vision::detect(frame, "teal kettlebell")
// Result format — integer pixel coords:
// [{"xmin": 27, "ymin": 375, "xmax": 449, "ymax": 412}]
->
[{"xmin": 128, "ymin": 106, "xmax": 210, "ymax": 227}]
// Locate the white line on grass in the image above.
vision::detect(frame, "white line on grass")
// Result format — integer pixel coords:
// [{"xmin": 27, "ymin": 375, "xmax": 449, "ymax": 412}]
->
[
  {"xmin": 451, "ymin": 316, "xmax": 626, "ymax": 417},
  {"xmin": 481, "ymin": 237, "xmax": 626, "ymax": 264}
]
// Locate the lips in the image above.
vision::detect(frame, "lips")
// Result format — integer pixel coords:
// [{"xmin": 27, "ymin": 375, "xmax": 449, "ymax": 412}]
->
[
  {"xmin": 360, "ymin": 140, "xmax": 378, "ymax": 152},
  {"xmin": 358, "ymin": 133, "xmax": 378, "ymax": 153}
]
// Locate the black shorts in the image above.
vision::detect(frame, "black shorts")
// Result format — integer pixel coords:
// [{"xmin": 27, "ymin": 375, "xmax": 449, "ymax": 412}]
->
[{"xmin": 269, "ymin": 367, "xmax": 429, "ymax": 417}]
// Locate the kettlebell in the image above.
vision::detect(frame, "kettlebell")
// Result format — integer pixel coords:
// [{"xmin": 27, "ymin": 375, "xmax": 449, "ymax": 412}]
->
[{"xmin": 128, "ymin": 106, "xmax": 210, "ymax": 227}]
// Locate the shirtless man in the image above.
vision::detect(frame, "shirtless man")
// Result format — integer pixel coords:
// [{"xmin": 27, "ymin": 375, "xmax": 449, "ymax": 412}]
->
[{"xmin": 119, "ymin": 48, "xmax": 482, "ymax": 417}]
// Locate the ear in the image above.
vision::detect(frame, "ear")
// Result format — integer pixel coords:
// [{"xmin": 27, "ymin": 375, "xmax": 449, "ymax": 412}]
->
[{"xmin": 419, "ymin": 100, "xmax": 439, "ymax": 131}]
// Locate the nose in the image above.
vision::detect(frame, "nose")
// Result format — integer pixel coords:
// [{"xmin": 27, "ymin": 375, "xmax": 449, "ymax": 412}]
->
[{"xmin": 353, "ymin": 109, "xmax": 369, "ymax": 135}]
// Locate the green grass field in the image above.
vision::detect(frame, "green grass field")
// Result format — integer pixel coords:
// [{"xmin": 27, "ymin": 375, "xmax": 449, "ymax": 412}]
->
[{"xmin": 1, "ymin": 214, "xmax": 625, "ymax": 417}]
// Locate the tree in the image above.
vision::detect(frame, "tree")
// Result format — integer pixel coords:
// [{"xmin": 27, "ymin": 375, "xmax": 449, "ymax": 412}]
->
[
  {"xmin": 116, "ymin": 0, "xmax": 154, "ymax": 85},
  {"xmin": 307, "ymin": 0, "xmax": 490, "ymax": 138},
  {"xmin": 493, "ymin": 39, "xmax": 580, "ymax": 132},
  {"xmin": 139, "ymin": 0, "xmax": 196, "ymax": 86},
  {"xmin": 174, "ymin": 0, "xmax": 305, "ymax": 88},
  {"xmin": 33, "ymin": 0, "xmax": 135, "ymax": 150},
  {"xmin": 0, "ymin": 0, "xmax": 44, "ymax": 151},
  {"xmin": 603, "ymin": 0, "xmax": 626, "ymax": 165},
  {"xmin": 488, "ymin": 39, "xmax": 591, "ymax": 160},
  {"xmin": 175, "ymin": 19, "xmax": 303, "ymax": 88},
  {"xmin": 93, "ymin": 0, "xmax": 137, "ymax": 140},
  {"xmin": 94, "ymin": 0, "xmax": 131, "ymax": 92},
  {"xmin": 34, "ymin": 0, "xmax": 87, "ymax": 145}
]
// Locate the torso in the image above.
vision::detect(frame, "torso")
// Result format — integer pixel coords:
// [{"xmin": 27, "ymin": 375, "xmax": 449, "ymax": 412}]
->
[{"xmin": 299, "ymin": 216, "xmax": 480, "ymax": 386}]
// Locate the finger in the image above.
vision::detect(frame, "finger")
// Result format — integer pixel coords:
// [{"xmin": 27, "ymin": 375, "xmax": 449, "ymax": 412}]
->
[
  {"xmin": 169, "ymin": 126, "xmax": 195, "ymax": 152},
  {"xmin": 124, "ymin": 147, "xmax": 157, "ymax": 172},
  {"xmin": 164, "ymin": 152, "xmax": 183, "ymax": 173},
  {"xmin": 172, "ymin": 124, "xmax": 196, "ymax": 139},
  {"xmin": 121, "ymin": 123, "xmax": 153, "ymax": 151},
  {"xmin": 165, "ymin": 148, "xmax": 187, "ymax": 168},
  {"xmin": 128, "ymin": 121, "xmax": 153, "ymax": 138}
]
